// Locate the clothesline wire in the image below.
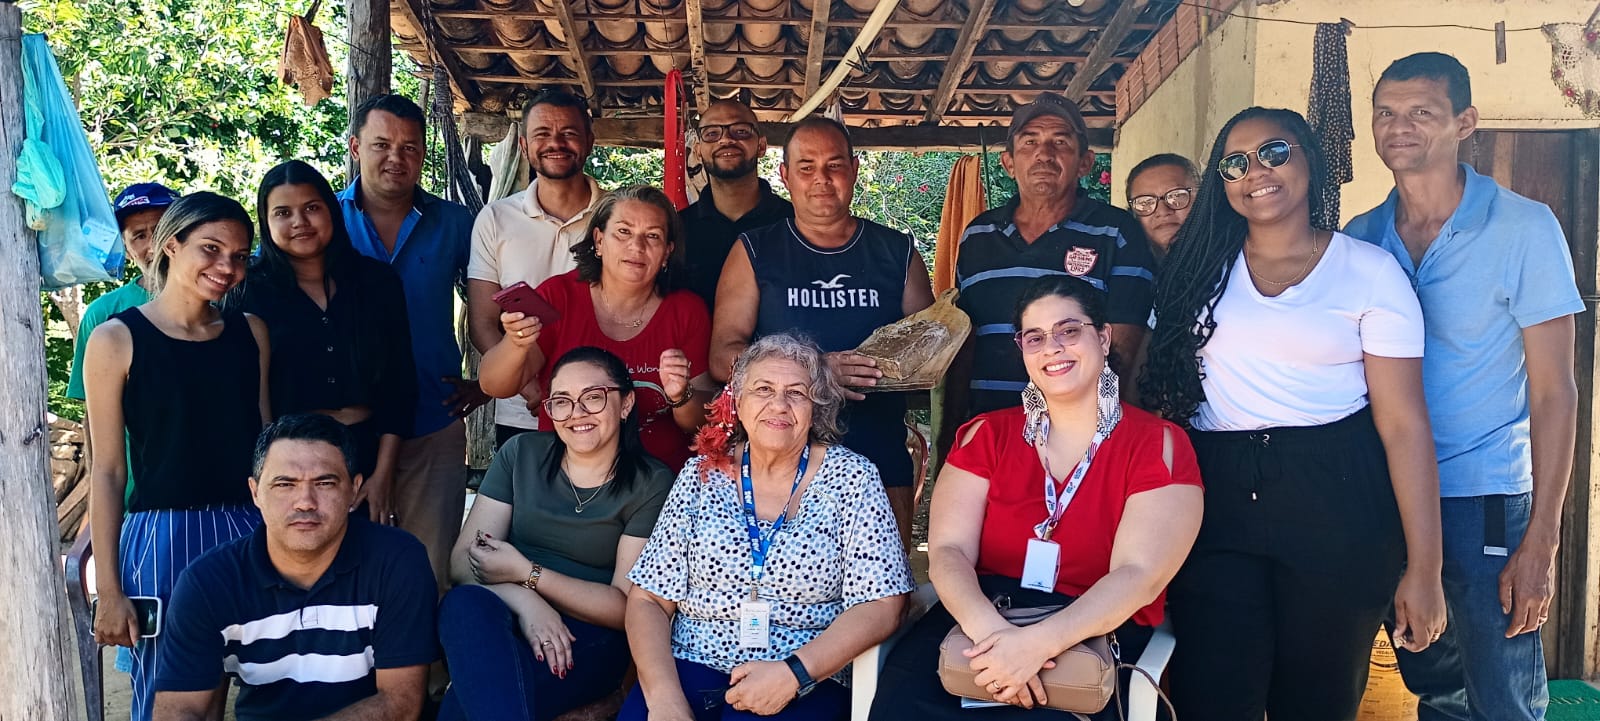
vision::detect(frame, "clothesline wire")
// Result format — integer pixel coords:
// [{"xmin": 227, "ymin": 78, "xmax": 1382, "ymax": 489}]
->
[{"xmin": 1158, "ymin": 0, "xmax": 1566, "ymax": 33}]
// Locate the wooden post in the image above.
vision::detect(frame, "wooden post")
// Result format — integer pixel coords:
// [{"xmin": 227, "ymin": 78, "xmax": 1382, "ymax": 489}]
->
[
  {"xmin": 0, "ymin": 5, "xmax": 81, "ymax": 719},
  {"xmin": 346, "ymin": 0, "xmax": 392, "ymax": 180}
]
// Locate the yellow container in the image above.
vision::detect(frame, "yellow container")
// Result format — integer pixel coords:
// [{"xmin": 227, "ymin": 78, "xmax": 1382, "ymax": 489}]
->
[{"xmin": 1358, "ymin": 629, "xmax": 1419, "ymax": 721}]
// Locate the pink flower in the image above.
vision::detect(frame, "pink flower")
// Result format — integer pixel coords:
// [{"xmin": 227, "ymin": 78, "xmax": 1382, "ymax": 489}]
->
[
  {"xmin": 895, "ymin": 174, "xmax": 904, "ymax": 184},
  {"xmin": 1099, "ymin": 170, "xmax": 1111, "ymax": 185},
  {"xmin": 918, "ymin": 183, "xmax": 930, "ymax": 193}
]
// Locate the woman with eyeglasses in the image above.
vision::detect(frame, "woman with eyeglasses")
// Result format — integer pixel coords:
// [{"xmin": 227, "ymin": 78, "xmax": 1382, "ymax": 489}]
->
[
  {"xmin": 1141, "ymin": 107, "xmax": 1445, "ymax": 721},
  {"xmin": 439, "ymin": 346, "xmax": 673, "ymax": 721},
  {"xmin": 869, "ymin": 276, "xmax": 1203, "ymax": 720},
  {"xmin": 623, "ymin": 333, "xmax": 913, "ymax": 721},
  {"xmin": 1125, "ymin": 153, "xmax": 1200, "ymax": 266},
  {"xmin": 481, "ymin": 185, "xmax": 711, "ymax": 471}
]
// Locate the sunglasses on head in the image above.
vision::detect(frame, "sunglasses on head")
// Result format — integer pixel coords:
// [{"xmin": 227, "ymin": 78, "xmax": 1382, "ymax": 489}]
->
[{"xmin": 1217, "ymin": 139, "xmax": 1300, "ymax": 183}]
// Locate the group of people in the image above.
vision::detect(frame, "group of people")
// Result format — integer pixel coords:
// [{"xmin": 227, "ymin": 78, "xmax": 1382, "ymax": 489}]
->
[{"xmin": 69, "ymin": 48, "xmax": 1575, "ymax": 721}]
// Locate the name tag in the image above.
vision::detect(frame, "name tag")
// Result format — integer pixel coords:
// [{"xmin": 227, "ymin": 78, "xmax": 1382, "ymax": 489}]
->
[
  {"xmin": 1020, "ymin": 538, "xmax": 1061, "ymax": 592},
  {"xmin": 739, "ymin": 601, "xmax": 772, "ymax": 649}
]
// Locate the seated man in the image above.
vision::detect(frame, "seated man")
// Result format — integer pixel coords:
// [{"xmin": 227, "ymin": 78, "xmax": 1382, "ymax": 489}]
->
[{"xmin": 153, "ymin": 414, "xmax": 437, "ymax": 721}]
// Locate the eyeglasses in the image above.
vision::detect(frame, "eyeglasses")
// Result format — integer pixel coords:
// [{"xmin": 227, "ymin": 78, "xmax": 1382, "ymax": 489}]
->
[
  {"xmin": 1129, "ymin": 187, "xmax": 1195, "ymax": 217},
  {"xmin": 541, "ymin": 385, "xmax": 621, "ymax": 421},
  {"xmin": 1217, "ymin": 139, "xmax": 1300, "ymax": 182},
  {"xmin": 1013, "ymin": 318, "xmax": 1090, "ymax": 353},
  {"xmin": 698, "ymin": 122, "xmax": 758, "ymax": 144}
]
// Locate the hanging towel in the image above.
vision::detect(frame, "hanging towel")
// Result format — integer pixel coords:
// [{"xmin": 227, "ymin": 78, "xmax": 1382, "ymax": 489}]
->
[
  {"xmin": 1307, "ymin": 21, "xmax": 1353, "ymax": 229},
  {"xmin": 933, "ymin": 155, "xmax": 987, "ymax": 295}
]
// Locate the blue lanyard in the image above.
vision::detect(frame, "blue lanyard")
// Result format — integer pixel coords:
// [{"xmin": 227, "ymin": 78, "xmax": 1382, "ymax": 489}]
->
[{"xmin": 740, "ymin": 444, "xmax": 810, "ymax": 589}]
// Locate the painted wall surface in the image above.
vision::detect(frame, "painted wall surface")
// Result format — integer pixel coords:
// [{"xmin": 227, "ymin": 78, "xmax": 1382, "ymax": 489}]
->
[{"xmin": 1113, "ymin": 0, "xmax": 1600, "ymax": 220}]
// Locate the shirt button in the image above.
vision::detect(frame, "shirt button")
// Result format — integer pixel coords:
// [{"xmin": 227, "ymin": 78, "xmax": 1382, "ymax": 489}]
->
[
  {"xmin": 327, "ymin": 377, "xmax": 336, "ymax": 384},
  {"xmin": 322, "ymin": 316, "xmax": 329, "ymax": 325},
  {"xmin": 326, "ymin": 345, "xmax": 335, "ymax": 352}
]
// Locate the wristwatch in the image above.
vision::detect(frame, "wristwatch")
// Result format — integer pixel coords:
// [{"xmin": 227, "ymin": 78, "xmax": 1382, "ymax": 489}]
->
[
  {"xmin": 784, "ymin": 654, "xmax": 818, "ymax": 698},
  {"xmin": 667, "ymin": 388, "xmax": 695, "ymax": 408}
]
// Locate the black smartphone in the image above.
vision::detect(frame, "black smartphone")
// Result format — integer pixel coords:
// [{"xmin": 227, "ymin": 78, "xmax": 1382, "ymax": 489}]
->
[{"xmin": 92, "ymin": 595, "xmax": 162, "ymax": 639}]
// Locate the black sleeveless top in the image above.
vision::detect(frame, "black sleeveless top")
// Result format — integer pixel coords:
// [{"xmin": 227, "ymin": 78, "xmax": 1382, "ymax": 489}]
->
[
  {"xmin": 741, "ymin": 218, "xmax": 914, "ymax": 485},
  {"xmin": 114, "ymin": 307, "xmax": 260, "ymax": 512}
]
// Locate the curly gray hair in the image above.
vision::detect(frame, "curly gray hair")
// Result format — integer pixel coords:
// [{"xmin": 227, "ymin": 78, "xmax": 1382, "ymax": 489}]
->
[{"xmin": 728, "ymin": 333, "xmax": 847, "ymax": 445}]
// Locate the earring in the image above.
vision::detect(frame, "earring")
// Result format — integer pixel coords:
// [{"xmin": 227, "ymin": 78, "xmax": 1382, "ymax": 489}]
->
[{"xmin": 1095, "ymin": 364, "xmax": 1124, "ymax": 436}]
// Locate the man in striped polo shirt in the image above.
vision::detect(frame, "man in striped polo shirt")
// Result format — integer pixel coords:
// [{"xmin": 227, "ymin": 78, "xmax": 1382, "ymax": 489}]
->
[
  {"xmin": 153, "ymin": 415, "xmax": 437, "ymax": 721},
  {"xmin": 940, "ymin": 94, "xmax": 1156, "ymax": 450}
]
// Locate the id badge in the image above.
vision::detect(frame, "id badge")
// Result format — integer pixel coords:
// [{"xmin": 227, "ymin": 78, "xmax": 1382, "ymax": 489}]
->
[
  {"xmin": 738, "ymin": 600, "xmax": 773, "ymax": 649},
  {"xmin": 1020, "ymin": 538, "xmax": 1061, "ymax": 592}
]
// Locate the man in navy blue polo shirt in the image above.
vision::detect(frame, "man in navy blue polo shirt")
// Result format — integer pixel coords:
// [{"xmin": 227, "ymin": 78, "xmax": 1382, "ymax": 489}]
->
[
  {"xmin": 939, "ymin": 94, "xmax": 1155, "ymax": 453},
  {"xmin": 338, "ymin": 93, "xmax": 485, "ymax": 592},
  {"xmin": 153, "ymin": 415, "xmax": 437, "ymax": 721}
]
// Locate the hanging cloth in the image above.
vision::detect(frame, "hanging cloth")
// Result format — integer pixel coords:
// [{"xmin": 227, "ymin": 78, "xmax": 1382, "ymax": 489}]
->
[
  {"xmin": 1306, "ymin": 21, "xmax": 1353, "ymax": 230},
  {"xmin": 664, "ymin": 69, "xmax": 689, "ymax": 210},
  {"xmin": 278, "ymin": 3, "xmax": 335, "ymax": 106},
  {"xmin": 932, "ymin": 155, "xmax": 987, "ymax": 295}
]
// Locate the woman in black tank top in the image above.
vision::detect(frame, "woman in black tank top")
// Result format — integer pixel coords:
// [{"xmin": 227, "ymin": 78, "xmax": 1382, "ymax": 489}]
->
[{"xmin": 82, "ymin": 193, "xmax": 271, "ymax": 721}]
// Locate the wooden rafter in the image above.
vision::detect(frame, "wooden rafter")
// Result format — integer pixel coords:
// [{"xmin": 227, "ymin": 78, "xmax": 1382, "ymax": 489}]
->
[
  {"xmin": 469, "ymin": 75, "xmax": 1118, "ymax": 98},
  {"xmin": 683, "ymin": 0, "xmax": 711, "ymax": 111},
  {"xmin": 430, "ymin": 8, "xmax": 1157, "ymax": 33},
  {"xmin": 548, "ymin": 0, "xmax": 598, "ymax": 109},
  {"xmin": 571, "ymin": 118, "xmax": 1114, "ymax": 151},
  {"xmin": 923, "ymin": 0, "xmax": 997, "ymax": 124},
  {"xmin": 401, "ymin": 42, "xmax": 1114, "ymax": 65},
  {"xmin": 1064, "ymin": 0, "xmax": 1148, "ymax": 101},
  {"xmin": 802, "ymin": 0, "xmax": 832, "ymax": 98},
  {"xmin": 392, "ymin": 0, "xmax": 483, "ymax": 106}
]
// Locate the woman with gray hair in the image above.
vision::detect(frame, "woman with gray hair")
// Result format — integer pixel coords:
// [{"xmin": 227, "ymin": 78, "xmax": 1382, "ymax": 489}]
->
[{"xmin": 621, "ymin": 333, "xmax": 914, "ymax": 721}]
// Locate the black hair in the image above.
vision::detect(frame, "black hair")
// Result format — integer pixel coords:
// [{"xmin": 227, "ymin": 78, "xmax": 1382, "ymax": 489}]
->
[
  {"xmin": 251, "ymin": 413, "xmax": 360, "ymax": 481},
  {"xmin": 783, "ymin": 116, "xmax": 855, "ymax": 162},
  {"xmin": 351, "ymin": 94, "xmax": 426, "ymax": 137},
  {"xmin": 571, "ymin": 186, "xmax": 688, "ymax": 296},
  {"xmin": 147, "ymin": 192, "xmax": 253, "ymax": 295},
  {"xmin": 540, "ymin": 346, "xmax": 649, "ymax": 494},
  {"xmin": 1011, "ymin": 275, "xmax": 1107, "ymax": 330},
  {"xmin": 1139, "ymin": 107, "xmax": 1330, "ymax": 424},
  {"xmin": 522, "ymin": 88, "xmax": 593, "ymax": 136},
  {"xmin": 1125, "ymin": 153, "xmax": 1201, "ymax": 200},
  {"xmin": 1377, "ymin": 52, "xmax": 1472, "ymax": 115}
]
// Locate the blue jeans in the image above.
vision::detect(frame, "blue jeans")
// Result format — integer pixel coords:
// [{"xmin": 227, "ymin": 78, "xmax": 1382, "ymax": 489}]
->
[
  {"xmin": 1393, "ymin": 493, "xmax": 1548, "ymax": 721},
  {"xmin": 617, "ymin": 657, "xmax": 849, "ymax": 721},
  {"xmin": 437, "ymin": 584, "xmax": 631, "ymax": 721}
]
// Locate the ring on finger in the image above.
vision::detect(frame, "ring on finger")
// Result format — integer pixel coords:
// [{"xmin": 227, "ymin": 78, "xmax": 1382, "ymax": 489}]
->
[{"xmin": 541, "ymin": 640, "xmax": 553, "ymax": 647}]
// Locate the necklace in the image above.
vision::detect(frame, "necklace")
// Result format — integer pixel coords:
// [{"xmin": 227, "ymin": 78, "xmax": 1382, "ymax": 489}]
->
[
  {"xmin": 1246, "ymin": 233, "xmax": 1321, "ymax": 287},
  {"xmin": 596, "ymin": 288, "xmax": 649, "ymax": 329},
  {"xmin": 562, "ymin": 459, "xmax": 615, "ymax": 513}
]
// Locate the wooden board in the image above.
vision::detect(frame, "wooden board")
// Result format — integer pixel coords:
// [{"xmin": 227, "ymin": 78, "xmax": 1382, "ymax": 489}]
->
[{"xmin": 856, "ymin": 288, "xmax": 971, "ymax": 393}]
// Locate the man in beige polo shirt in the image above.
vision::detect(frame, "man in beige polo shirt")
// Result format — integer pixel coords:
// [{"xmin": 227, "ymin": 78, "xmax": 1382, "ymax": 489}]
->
[{"xmin": 466, "ymin": 88, "xmax": 604, "ymax": 447}]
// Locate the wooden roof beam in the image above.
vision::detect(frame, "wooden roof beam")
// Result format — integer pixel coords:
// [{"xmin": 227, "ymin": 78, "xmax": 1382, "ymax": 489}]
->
[
  {"xmin": 1064, "ymin": 0, "xmax": 1148, "ymax": 101},
  {"xmin": 684, "ymin": 0, "xmax": 711, "ymax": 111},
  {"xmin": 470, "ymin": 75, "xmax": 1118, "ymax": 97},
  {"xmin": 392, "ymin": 0, "xmax": 484, "ymax": 107},
  {"xmin": 579, "ymin": 117, "xmax": 1114, "ymax": 151},
  {"xmin": 548, "ymin": 0, "xmax": 599, "ymax": 111},
  {"xmin": 413, "ymin": 42, "xmax": 1113, "ymax": 65},
  {"xmin": 431, "ymin": 8, "xmax": 1156, "ymax": 32},
  {"xmin": 802, "ymin": 0, "xmax": 832, "ymax": 98},
  {"xmin": 923, "ymin": 0, "xmax": 998, "ymax": 124}
]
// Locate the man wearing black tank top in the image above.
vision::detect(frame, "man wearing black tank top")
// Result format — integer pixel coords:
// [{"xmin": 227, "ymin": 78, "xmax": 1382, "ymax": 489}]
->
[{"xmin": 710, "ymin": 116, "xmax": 935, "ymax": 544}]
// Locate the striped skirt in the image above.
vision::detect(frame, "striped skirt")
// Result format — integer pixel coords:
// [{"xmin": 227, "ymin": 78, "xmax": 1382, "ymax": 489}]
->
[{"xmin": 114, "ymin": 505, "xmax": 260, "ymax": 721}]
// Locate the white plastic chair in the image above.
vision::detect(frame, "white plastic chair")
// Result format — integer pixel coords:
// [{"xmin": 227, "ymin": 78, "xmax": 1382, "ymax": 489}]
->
[{"xmin": 850, "ymin": 584, "xmax": 1175, "ymax": 721}]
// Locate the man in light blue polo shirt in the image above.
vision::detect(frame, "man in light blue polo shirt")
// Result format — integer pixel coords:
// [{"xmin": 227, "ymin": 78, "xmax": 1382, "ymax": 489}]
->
[
  {"xmin": 1346, "ymin": 52, "xmax": 1582, "ymax": 721},
  {"xmin": 339, "ymin": 93, "xmax": 486, "ymax": 593}
]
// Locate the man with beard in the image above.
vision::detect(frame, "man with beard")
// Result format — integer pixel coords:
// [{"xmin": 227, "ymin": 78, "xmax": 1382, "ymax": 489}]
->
[
  {"xmin": 152, "ymin": 415, "xmax": 436, "ymax": 721},
  {"xmin": 939, "ymin": 93, "xmax": 1156, "ymax": 456},
  {"xmin": 339, "ymin": 93, "xmax": 485, "ymax": 593},
  {"xmin": 681, "ymin": 100, "xmax": 793, "ymax": 312},
  {"xmin": 467, "ymin": 89, "xmax": 603, "ymax": 447}
]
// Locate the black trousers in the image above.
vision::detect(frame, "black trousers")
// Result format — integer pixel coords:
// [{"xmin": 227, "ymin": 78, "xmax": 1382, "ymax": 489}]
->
[{"xmin": 1167, "ymin": 407, "xmax": 1405, "ymax": 721}]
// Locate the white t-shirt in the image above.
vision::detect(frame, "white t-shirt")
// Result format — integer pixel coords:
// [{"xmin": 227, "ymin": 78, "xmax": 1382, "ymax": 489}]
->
[
  {"xmin": 467, "ymin": 175, "xmax": 603, "ymax": 429},
  {"xmin": 1192, "ymin": 232, "xmax": 1424, "ymax": 432}
]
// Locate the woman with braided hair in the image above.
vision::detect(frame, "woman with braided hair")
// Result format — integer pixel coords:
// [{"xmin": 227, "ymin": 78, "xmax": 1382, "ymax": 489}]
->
[{"xmin": 1140, "ymin": 107, "xmax": 1446, "ymax": 721}]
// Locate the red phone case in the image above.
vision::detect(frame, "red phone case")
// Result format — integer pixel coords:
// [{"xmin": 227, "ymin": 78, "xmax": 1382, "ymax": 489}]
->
[{"xmin": 492, "ymin": 282, "xmax": 562, "ymax": 325}]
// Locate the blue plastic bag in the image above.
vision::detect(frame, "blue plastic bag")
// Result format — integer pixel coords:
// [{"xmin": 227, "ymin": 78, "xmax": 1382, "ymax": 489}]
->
[{"xmin": 12, "ymin": 33, "xmax": 123, "ymax": 289}]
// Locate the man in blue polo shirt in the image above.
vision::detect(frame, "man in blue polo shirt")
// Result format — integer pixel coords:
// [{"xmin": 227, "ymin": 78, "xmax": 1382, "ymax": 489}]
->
[
  {"xmin": 339, "ymin": 93, "xmax": 485, "ymax": 592},
  {"xmin": 940, "ymin": 93, "xmax": 1156, "ymax": 452},
  {"xmin": 1346, "ymin": 52, "xmax": 1582, "ymax": 721},
  {"xmin": 153, "ymin": 414, "xmax": 437, "ymax": 721}
]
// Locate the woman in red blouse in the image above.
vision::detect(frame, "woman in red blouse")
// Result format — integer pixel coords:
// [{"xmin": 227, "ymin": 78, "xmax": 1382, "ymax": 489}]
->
[
  {"xmin": 869, "ymin": 276, "xmax": 1204, "ymax": 720},
  {"xmin": 481, "ymin": 186, "xmax": 712, "ymax": 471}
]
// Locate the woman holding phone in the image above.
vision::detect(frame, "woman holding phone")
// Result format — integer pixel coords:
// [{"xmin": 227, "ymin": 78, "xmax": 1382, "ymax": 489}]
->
[
  {"xmin": 232, "ymin": 160, "xmax": 417, "ymax": 524},
  {"xmin": 479, "ymin": 185, "xmax": 711, "ymax": 471},
  {"xmin": 84, "ymin": 193, "xmax": 271, "ymax": 721}
]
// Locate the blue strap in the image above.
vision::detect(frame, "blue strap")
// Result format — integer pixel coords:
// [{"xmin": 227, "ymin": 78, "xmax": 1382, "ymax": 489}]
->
[{"xmin": 740, "ymin": 444, "xmax": 810, "ymax": 589}]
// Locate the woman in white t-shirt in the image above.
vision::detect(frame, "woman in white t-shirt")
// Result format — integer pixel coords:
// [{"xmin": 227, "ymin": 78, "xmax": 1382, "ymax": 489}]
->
[{"xmin": 1140, "ymin": 107, "xmax": 1446, "ymax": 721}]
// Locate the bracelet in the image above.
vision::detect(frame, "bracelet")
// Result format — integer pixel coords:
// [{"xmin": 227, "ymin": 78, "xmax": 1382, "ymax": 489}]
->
[
  {"xmin": 521, "ymin": 562, "xmax": 543, "ymax": 591},
  {"xmin": 667, "ymin": 388, "xmax": 695, "ymax": 408}
]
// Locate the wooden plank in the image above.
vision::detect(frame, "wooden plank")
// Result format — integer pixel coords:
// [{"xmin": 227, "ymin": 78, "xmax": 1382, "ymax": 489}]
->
[
  {"xmin": 683, "ymin": 0, "xmax": 711, "ymax": 111},
  {"xmin": 1065, "ymin": 0, "xmax": 1148, "ymax": 100},
  {"xmin": 0, "ymin": 6, "xmax": 80, "ymax": 719},
  {"xmin": 426, "ymin": 43, "xmax": 1108, "ymax": 65},
  {"xmin": 547, "ymin": 0, "xmax": 598, "ymax": 108},
  {"xmin": 470, "ymin": 74, "xmax": 1117, "ymax": 97},
  {"xmin": 430, "ymin": 8, "xmax": 1157, "ymax": 32},
  {"xmin": 802, "ymin": 0, "xmax": 832, "ymax": 98},
  {"xmin": 587, "ymin": 117, "xmax": 1113, "ymax": 150},
  {"xmin": 392, "ymin": 0, "xmax": 484, "ymax": 106},
  {"xmin": 923, "ymin": 0, "xmax": 998, "ymax": 124}
]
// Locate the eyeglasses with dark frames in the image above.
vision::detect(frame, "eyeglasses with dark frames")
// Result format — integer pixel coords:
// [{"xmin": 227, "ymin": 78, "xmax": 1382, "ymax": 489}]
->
[
  {"xmin": 1217, "ymin": 139, "xmax": 1299, "ymax": 183},
  {"xmin": 1129, "ymin": 187, "xmax": 1196, "ymax": 217},
  {"xmin": 541, "ymin": 385, "xmax": 621, "ymax": 421},
  {"xmin": 698, "ymin": 122, "xmax": 759, "ymax": 144}
]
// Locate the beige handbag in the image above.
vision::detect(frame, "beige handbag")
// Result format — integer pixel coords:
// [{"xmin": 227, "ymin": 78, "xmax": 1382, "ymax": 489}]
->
[{"xmin": 938, "ymin": 603, "xmax": 1116, "ymax": 714}]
